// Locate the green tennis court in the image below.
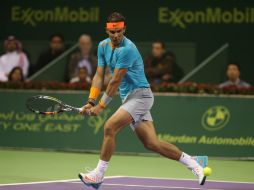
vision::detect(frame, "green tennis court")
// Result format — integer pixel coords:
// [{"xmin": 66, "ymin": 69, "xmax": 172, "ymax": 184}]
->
[{"xmin": 0, "ymin": 149, "xmax": 253, "ymax": 185}]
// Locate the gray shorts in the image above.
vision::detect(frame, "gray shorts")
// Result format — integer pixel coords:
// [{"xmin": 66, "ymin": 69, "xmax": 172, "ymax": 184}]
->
[{"xmin": 120, "ymin": 88, "xmax": 154, "ymax": 130}]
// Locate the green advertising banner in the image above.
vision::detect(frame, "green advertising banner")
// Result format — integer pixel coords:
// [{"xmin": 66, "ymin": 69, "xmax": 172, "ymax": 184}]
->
[
  {"xmin": 1, "ymin": 0, "xmax": 253, "ymax": 84},
  {"xmin": 0, "ymin": 90, "xmax": 253, "ymax": 157},
  {"xmin": 2, "ymin": 0, "xmax": 254, "ymax": 41}
]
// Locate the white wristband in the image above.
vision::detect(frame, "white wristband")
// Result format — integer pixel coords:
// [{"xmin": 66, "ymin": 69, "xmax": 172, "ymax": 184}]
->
[{"xmin": 99, "ymin": 93, "xmax": 112, "ymax": 108}]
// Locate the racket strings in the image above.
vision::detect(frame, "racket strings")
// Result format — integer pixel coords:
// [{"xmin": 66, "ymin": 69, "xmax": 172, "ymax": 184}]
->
[
  {"xmin": 47, "ymin": 104, "xmax": 61, "ymax": 112},
  {"xmin": 29, "ymin": 98, "xmax": 62, "ymax": 113}
]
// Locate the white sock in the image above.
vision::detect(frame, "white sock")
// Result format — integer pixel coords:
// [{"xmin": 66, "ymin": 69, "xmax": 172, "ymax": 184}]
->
[
  {"xmin": 96, "ymin": 159, "xmax": 109, "ymax": 175},
  {"xmin": 179, "ymin": 152, "xmax": 199, "ymax": 170}
]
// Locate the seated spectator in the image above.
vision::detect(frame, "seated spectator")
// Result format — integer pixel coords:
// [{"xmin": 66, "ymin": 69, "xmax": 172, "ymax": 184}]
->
[
  {"xmin": 0, "ymin": 36, "xmax": 29, "ymax": 81},
  {"xmin": 70, "ymin": 67, "xmax": 91, "ymax": 84},
  {"xmin": 66, "ymin": 34, "xmax": 97, "ymax": 81},
  {"xmin": 144, "ymin": 40, "xmax": 183, "ymax": 84},
  {"xmin": 33, "ymin": 33, "xmax": 65, "ymax": 73},
  {"xmin": 219, "ymin": 63, "xmax": 250, "ymax": 88},
  {"xmin": 8, "ymin": 67, "xmax": 24, "ymax": 82}
]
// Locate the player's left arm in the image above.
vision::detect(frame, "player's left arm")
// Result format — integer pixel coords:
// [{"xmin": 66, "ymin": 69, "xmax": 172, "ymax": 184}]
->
[
  {"xmin": 89, "ymin": 68, "xmax": 127, "ymax": 116},
  {"xmin": 105, "ymin": 68, "xmax": 127, "ymax": 97},
  {"xmin": 89, "ymin": 47, "xmax": 133, "ymax": 116}
]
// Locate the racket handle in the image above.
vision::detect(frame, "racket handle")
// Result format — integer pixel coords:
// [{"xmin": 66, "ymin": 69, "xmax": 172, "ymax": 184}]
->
[
  {"xmin": 72, "ymin": 107, "xmax": 82, "ymax": 113},
  {"xmin": 76, "ymin": 107, "xmax": 89, "ymax": 115}
]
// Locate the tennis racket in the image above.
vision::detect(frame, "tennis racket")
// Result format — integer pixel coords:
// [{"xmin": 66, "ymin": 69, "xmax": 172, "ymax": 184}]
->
[{"xmin": 26, "ymin": 95, "xmax": 82, "ymax": 115}]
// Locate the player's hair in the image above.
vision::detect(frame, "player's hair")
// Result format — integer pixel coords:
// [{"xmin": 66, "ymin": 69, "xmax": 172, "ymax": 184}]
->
[
  {"xmin": 49, "ymin": 33, "xmax": 64, "ymax": 42},
  {"xmin": 227, "ymin": 62, "xmax": 241, "ymax": 71},
  {"xmin": 153, "ymin": 40, "xmax": 166, "ymax": 49},
  {"xmin": 107, "ymin": 12, "xmax": 126, "ymax": 23}
]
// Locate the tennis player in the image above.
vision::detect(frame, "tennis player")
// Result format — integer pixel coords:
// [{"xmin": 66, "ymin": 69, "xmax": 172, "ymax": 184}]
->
[{"xmin": 79, "ymin": 12, "xmax": 208, "ymax": 189}]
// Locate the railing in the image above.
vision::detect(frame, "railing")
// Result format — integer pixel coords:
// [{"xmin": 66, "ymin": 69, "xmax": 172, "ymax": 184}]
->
[
  {"xmin": 179, "ymin": 44, "xmax": 229, "ymax": 83},
  {"xmin": 0, "ymin": 81, "xmax": 253, "ymax": 95}
]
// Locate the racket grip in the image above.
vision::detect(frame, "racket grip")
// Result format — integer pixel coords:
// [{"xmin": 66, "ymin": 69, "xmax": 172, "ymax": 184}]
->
[
  {"xmin": 72, "ymin": 107, "xmax": 82, "ymax": 113},
  {"xmin": 76, "ymin": 107, "xmax": 89, "ymax": 115}
]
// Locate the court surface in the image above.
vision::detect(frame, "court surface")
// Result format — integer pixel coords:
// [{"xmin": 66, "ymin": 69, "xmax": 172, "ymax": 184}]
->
[
  {"xmin": 1, "ymin": 176, "xmax": 254, "ymax": 190},
  {"xmin": 1, "ymin": 150, "xmax": 254, "ymax": 190}
]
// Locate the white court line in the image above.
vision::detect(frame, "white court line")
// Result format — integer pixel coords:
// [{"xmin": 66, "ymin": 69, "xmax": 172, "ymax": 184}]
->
[
  {"xmin": 120, "ymin": 175, "xmax": 254, "ymax": 185},
  {"xmin": 0, "ymin": 176, "xmax": 121, "ymax": 186},
  {"xmin": 0, "ymin": 175, "xmax": 253, "ymax": 186},
  {"xmin": 102, "ymin": 183, "xmax": 222, "ymax": 190},
  {"xmin": 68, "ymin": 181, "xmax": 222, "ymax": 190}
]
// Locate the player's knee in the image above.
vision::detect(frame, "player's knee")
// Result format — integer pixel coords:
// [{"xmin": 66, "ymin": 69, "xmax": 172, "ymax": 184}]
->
[
  {"xmin": 143, "ymin": 140, "xmax": 160, "ymax": 151},
  {"xmin": 104, "ymin": 121, "xmax": 117, "ymax": 137}
]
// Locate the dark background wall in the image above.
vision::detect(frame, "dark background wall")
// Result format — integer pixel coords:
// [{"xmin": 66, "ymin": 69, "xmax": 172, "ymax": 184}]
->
[{"xmin": 1, "ymin": 0, "xmax": 253, "ymax": 84}]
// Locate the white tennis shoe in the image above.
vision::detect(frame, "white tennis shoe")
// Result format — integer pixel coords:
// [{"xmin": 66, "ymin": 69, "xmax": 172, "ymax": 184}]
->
[
  {"xmin": 191, "ymin": 156, "xmax": 208, "ymax": 185},
  {"xmin": 192, "ymin": 165, "xmax": 206, "ymax": 185},
  {"xmin": 79, "ymin": 169, "xmax": 103, "ymax": 189}
]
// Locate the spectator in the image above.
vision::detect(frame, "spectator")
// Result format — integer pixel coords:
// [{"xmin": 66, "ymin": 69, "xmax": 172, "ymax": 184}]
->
[
  {"xmin": 66, "ymin": 34, "xmax": 97, "ymax": 81},
  {"xmin": 70, "ymin": 66, "xmax": 91, "ymax": 84},
  {"xmin": 144, "ymin": 40, "xmax": 183, "ymax": 84},
  {"xmin": 8, "ymin": 67, "xmax": 24, "ymax": 82},
  {"xmin": 0, "ymin": 36, "xmax": 29, "ymax": 81},
  {"xmin": 33, "ymin": 33, "xmax": 65, "ymax": 73},
  {"xmin": 219, "ymin": 63, "xmax": 250, "ymax": 88}
]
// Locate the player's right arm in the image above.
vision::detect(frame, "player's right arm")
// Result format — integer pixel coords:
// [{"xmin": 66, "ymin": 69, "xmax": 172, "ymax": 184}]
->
[
  {"xmin": 88, "ymin": 66, "xmax": 105, "ymax": 104},
  {"xmin": 91, "ymin": 66, "xmax": 105, "ymax": 89},
  {"xmin": 80, "ymin": 42, "xmax": 107, "ymax": 114},
  {"xmin": 80, "ymin": 66, "xmax": 105, "ymax": 114}
]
